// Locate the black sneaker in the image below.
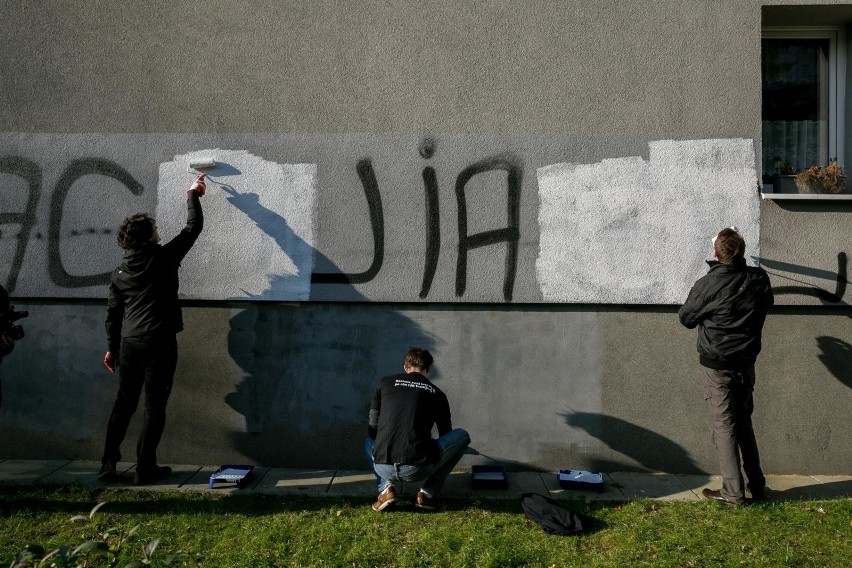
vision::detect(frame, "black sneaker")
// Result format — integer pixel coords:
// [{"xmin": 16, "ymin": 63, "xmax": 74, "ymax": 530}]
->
[
  {"xmin": 97, "ymin": 461, "xmax": 118, "ymax": 483},
  {"xmin": 134, "ymin": 465, "xmax": 172, "ymax": 485}
]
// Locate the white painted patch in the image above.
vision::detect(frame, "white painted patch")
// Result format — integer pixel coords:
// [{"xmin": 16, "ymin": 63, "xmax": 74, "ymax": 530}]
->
[
  {"xmin": 536, "ymin": 139, "xmax": 760, "ymax": 304},
  {"xmin": 157, "ymin": 150, "xmax": 316, "ymax": 300}
]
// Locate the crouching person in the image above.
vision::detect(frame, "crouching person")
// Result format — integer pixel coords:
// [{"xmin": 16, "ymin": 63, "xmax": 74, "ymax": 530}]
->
[{"xmin": 365, "ymin": 347, "xmax": 470, "ymax": 511}]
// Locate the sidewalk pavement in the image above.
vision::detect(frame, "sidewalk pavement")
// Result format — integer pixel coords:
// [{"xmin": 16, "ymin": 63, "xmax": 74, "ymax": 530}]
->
[{"xmin": 1, "ymin": 460, "xmax": 850, "ymax": 502}]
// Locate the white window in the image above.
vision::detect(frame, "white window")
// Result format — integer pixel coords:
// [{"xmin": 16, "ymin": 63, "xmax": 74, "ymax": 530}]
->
[{"xmin": 762, "ymin": 27, "xmax": 846, "ymax": 183}]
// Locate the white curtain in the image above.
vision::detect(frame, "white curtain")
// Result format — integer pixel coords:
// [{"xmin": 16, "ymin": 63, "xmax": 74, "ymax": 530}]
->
[{"xmin": 762, "ymin": 119, "xmax": 826, "ymax": 175}]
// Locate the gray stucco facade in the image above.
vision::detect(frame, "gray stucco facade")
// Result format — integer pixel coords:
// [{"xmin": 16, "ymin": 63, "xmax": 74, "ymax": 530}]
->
[{"xmin": 1, "ymin": 1, "xmax": 850, "ymax": 474}]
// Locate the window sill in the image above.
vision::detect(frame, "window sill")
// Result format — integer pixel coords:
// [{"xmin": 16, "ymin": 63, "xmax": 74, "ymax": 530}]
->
[
  {"xmin": 761, "ymin": 192, "xmax": 852, "ymax": 201},
  {"xmin": 762, "ymin": 183, "xmax": 852, "ymax": 200}
]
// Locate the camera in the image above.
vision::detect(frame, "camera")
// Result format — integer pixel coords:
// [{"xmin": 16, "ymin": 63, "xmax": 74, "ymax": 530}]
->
[{"xmin": 0, "ymin": 304, "xmax": 27, "ymax": 340}]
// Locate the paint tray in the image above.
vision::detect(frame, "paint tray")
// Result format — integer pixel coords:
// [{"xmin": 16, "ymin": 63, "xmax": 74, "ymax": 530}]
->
[
  {"xmin": 557, "ymin": 469, "xmax": 605, "ymax": 493},
  {"xmin": 471, "ymin": 464, "xmax": 508, "ymax": 490},
  {"xmin": 209, "ymin": 464, "xmax": 254, "ymax": 489}
]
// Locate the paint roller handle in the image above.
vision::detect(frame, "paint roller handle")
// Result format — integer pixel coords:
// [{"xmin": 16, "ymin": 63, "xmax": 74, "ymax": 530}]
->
[{"xmin": 188, "ymin": 173, "xmax": 207, "ymax": 197}]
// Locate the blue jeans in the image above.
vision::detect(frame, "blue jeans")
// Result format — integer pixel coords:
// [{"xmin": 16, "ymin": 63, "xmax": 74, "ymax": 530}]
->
[{"xmin": 365, "ymin": 428, "xmax": 471, "ymax": 496}]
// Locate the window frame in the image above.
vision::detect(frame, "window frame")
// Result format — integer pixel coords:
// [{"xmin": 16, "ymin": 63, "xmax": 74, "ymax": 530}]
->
[
  {"xmin": 761, "ymin": 26, "xmax": 848, "ymax": 199},
  {"xmin": 762, "ymin": 26, "xmax": 846, "ymax": 169}
]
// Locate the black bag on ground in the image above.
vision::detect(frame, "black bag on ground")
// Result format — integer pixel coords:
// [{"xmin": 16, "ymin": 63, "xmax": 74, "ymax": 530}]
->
[{"xmin": 521, "ymin": 493, "xmax": 585, "ymax": 536}]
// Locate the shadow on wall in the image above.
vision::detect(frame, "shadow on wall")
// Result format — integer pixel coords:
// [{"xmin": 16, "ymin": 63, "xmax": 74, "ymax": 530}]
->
[
  {"xmin": 817, "ymin": 336, "xmax": 852, "ymax": 391},
  {"xmin": 221, "ymin": 185, "xmax": 435, "ymax": 468},
  {"xmin": 758, "ymin": 253, "xmax": 848, "ymax": 305},
  {"xmin": 562, "ymin": 410, "xmax": 704, "ymax": 474},
  {"xmin": 758, "ymin": 255, "xmax": 852, "ymax": 391}
]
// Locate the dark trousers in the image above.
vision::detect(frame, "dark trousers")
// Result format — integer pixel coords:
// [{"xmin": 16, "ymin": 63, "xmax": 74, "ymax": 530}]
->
[
  {"xmin": 702, "ymin": 366, "xmax": 765, "ymax": 502},
  {"xmin": 102, "ymin": 336, "xmax": 178, "ymax": 470}
]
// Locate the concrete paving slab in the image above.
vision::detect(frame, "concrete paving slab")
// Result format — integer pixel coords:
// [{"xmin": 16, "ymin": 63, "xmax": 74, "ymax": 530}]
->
[
  {"xmin": 253, "ymin": 468, "xmax": 335, "ymax": 495},
  {"xmin": 811, "ymin": 475, "xmax": 852, "ymax": 497},
  {"xmin": 764, "ymin": 475, "xmax": 845, "ymax": 501},
  {"xmin": 441, "ymin": 470, "xmax": 547, "ymax": 499},
  {"xmin": 0, "ymin": 460, "xmax": 70, "ymax": 484},
  {"xmin": 542, "ymin": 472, "xmax": 625, "ymax": 501},
  {"xmin": 40, "ymin": 460, "xmax": 135, "ymax": 486},
  {"xmin": 671, "ymin": 474, "xmax": 718, "ymax": 499},
  {"xmin": 127, "ymin": 464, "xmax": 203, "ymax": 491},
  {"xmin": 609, "ymin": 472, "xmax": 699, "ymax": 501},
  {"xmin": 327, "ymin": 470, "xmax": 377, "ymax": 496}
]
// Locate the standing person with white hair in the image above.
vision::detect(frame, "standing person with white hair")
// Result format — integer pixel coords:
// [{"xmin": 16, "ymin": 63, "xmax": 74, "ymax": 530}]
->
[{"xmin": 679, "ymin": 227, "xmax": 774, "ymax": 505}]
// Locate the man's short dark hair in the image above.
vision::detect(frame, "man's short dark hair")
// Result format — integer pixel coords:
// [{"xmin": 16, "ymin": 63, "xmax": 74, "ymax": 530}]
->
[
  {"xmin": 117, "ymin": 213, "xmax": 155, "ymax": 250},
  {"xmin": 714, "ymin": 228, "xmax": 745, "ymax": 264},
  {"xmin": 405, "ymin": 347, "xmax": 433, "ymax": 372}
]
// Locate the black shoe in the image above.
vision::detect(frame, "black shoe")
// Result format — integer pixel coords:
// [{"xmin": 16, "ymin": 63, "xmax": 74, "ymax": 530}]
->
[
  {"xmin": 749, "ymin": 488, "xmax": 770, "ymax": 502},
  {"xmin": 702, "ymin": 488, "xmax": 741, "ymax": 506},
  {"xmin": 97, "ymin": 461, "xmax": 118, "ymax": 483},
  {"xmin": 134, "ymin": 465, "xmax": 172, "ymax": 485}
]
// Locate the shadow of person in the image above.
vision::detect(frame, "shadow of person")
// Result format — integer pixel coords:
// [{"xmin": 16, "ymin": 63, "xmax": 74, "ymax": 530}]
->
[
  {"xmin": 221, "ymin": 185, "xmax": 315, "ymax": 301},
  {"xmin": 562, "ymin": 410, "xmax": 704, "ymax": 474},
  {"xmin": 220, "ymin": 184, "xmax": 435, "ymax": 469},
  {"xmin": 760, "ymin": 478, "xmax": 852, "ymax": 502},
  {"xmin": 816, "ymin": 336, "xmax": 852, "ymax": 390}
]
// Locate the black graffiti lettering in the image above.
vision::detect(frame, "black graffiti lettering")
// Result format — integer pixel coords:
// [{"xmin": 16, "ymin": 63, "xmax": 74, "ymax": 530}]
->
[
  {"xmin": 0, "ymin": 157, "xmax": 42, "ymax": 293},
  {"xmin": 455, "ymin": 154, "xmax": 522, "ymax": 302},
  {"xmin": 419, "ymin": 165, "xmax": 440, "ymax": 299},
  {"xmin": 49, "ymin": 158, "xmax": 144, "ymax": 288},
  {"xmin": 311, "ymin": 159, "xmax": 385, "ymax": 285},
  {"xmin": 771, "ymin": 252, "xmax": 848, "ymax": 304}
]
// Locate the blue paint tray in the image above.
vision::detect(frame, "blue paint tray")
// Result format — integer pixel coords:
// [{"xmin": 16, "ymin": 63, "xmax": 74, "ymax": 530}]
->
[
  {"xmin": 557, "ymin": 469, "xmax": 605, "ymax": 493},
  {"xmin": 209, "ymin": 464, "xmax": 254, "ymax": 489}
]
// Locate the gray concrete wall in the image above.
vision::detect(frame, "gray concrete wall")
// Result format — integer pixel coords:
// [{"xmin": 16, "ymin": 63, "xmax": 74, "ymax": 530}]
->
[
  {"xmin": 1, "ymin": 1, "xmax": 851, "ymax": 474},
  {"xmin": 2, "ymin": 301, "xmax": 850, "ymax": 474}
]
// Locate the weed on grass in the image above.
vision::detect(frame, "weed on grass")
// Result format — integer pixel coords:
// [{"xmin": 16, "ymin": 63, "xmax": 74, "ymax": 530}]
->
[{"xmin": 1, "ymin": 486, "xmax": 850, "ymax": 567}]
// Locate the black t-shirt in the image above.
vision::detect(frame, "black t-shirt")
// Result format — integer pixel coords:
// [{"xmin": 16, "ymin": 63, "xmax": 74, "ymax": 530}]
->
[{"xmin": 369, "ymin": 372, "xmax": 452, "ymax": 465}]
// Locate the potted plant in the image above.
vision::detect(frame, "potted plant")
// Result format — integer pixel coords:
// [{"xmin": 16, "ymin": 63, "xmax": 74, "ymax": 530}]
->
[{"xmin": 795, "ymin": 161, "xmax": 847, "ymax": 194}]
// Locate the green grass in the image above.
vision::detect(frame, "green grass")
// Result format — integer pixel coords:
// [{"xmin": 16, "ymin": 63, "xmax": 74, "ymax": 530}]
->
[{"xmin": 2, "ymin": 485, "xmax": 850, "ymax": 567}]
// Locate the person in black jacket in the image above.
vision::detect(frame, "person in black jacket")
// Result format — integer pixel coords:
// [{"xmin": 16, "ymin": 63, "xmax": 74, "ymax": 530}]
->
[
  {"xmin": 679, "ymin": 227, "xmax": 773, "ymax": 505},
  {"xmin": 366, "ymin": 347, "xmax": 470, "ymax": 511},
  {"xmin": 98, "ymin": 175, "xmax": 206, "ymax": 484}
]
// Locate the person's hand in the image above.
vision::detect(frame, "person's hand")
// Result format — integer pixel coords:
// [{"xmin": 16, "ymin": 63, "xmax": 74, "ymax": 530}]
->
[
  {"xmin": 103, "ymin": 351, "xmax": 116, "ymax": 373},
  {"xmin": 187, "ymin": 173, "xmax": 207, "ymax": 197},
  {"xmin": 0, "ymin": 333, "xmax": 15, "ymax": 350}
]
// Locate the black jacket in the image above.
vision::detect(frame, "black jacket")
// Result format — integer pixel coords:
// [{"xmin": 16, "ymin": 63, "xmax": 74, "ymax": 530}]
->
[
  {"xmin": 368, "ymin": 371, "xmax": 452, "ymax": 465},
  {"xmin": 105, "ymin": 195, "xmax": 203, "ymax": 355},
  {"xmin": 678, "ymin": 259, "xmax": 773, "ymax": 370}
]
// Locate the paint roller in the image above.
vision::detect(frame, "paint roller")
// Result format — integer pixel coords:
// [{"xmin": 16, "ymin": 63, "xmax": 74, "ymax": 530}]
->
[
  {"xmin": 188, "ymin": 158, "xmax": 216, "ymax": 173},
  {"xmin": 186, "ymin": 158, "xmax": 215, "ymax": 194},
  {"xmin": 187, "ymin": 158, "xmax": 215, "ymax": 192}
]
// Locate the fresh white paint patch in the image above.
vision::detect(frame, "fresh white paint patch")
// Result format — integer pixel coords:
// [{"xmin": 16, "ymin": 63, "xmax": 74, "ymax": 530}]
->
[
  {"xmin": 156, "ymin": 150, "xmax": 316, "ymax": 300},
  {"xmin": 536, "ymin": 139, "xmax": 760, "ymax": 304}
]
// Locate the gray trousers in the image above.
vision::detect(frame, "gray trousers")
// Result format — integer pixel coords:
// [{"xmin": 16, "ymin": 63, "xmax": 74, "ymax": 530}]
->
[{"xmin": 702, "ymin": 366, "xmax": 765, "ymax": 502}]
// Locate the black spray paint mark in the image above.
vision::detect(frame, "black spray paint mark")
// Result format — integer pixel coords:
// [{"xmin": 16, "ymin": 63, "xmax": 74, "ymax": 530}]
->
[
  {"xmin": 419, "ymin": 164, "xmax": 441, "ymax": 299},
  {"xmin": 311, "ymin": 159, "xmax": 385, "ymax": 285},
  {"xmin": 771, "ymin": 252, "xmax": 848, "ymax": 304},
  {"xmin": 49, "ymin": 158, "xmax": 144, "ymax": 288},
  {"xmin": 455, "ymin": 154, "xmax": 522, "ymax": 302},
  {"xmin": 0, "ymin": 157, "xmax": 42, "ymax": 293}
]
